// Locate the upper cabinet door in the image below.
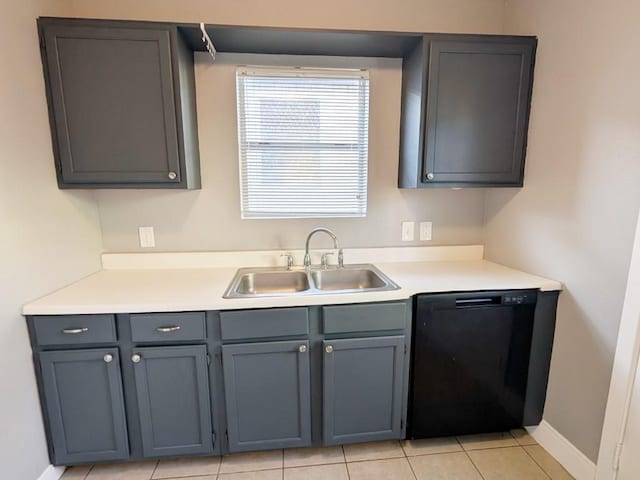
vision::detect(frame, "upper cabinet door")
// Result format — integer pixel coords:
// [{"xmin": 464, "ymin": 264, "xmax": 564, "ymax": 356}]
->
[
  {"xmin": 132, "ymin": 345, "xmax": 213, "ymax": 457},
  {"xmin": 38, "ymin": 19, "xmax": 201, "ymax": 189},
  {"xmin": 423, "ymin": 39, "xmax": 534, "ymax": 186},
  {"xmin": 39, "ymin": 348, "xmax": 129, "ymax": 465},
  {"xmin": 399, "ymin": 35, "xmax": 536, "ymax": 188}
]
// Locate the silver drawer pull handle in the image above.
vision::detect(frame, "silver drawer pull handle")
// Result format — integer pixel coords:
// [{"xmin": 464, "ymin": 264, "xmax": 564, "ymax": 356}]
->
[
  {"xmin": 299, "ymin": 345, "xmax": 307, "ymax": 353},
  {"xmin": 325, "ymin": 345, "xmax": 333, "ymax": 353},
  {"xmin": 132, "ymin": 354, "xmax": 141, "ymax": 363},
  {"xmin": 103, "ymin": 354, "xmax": 113, "ymax": 363},
  {"xmin": 62, "ymin": 327, "xmax": 89, "ymax": 334},
  {"xmin": 156, "ymin": 325, "xmax": 182, "ymax": 333}
]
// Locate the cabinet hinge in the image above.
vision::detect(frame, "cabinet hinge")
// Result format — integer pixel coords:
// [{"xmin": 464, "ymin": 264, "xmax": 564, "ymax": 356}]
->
[{"xmin": 613, "ymin": 442, "xmax": 623, "ymax": 471}]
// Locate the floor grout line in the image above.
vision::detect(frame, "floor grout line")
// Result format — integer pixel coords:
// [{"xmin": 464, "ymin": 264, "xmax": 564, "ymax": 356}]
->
[
  {"xmin": 342, "ymin": 445, "xmax": 351, "ymax": 480},
  {"xmin": 464, "ymin": 450, "xmax": 488, "ymax": 480},
  {"xmin": 404, "ymin": 455, "xmax": 419, "ymax": 480},
  {"xmin": 520, "ymin": 444, "xmax": 556, "ymax": 480},
  {"xmin": 84, "ymin": 464, "xmax": 94, "ymax": 480},
  {"xmin": 149, "ymin": 459, "xmax": 160, "ymax": 480}
]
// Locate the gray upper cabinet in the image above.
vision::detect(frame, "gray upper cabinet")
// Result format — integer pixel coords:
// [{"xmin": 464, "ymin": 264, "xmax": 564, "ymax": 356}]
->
[
  {"xmin": 222, "ymin": 340, "xmax": 312, "ymax": 452},
  {"xmin": 399, "ymin": 34, "xmax": 536, "ymax": 188},
  {"xmin": 323, "ymin": 335, "xmax": 405, "ymax": 445},
  {"xmin": 38, "ymin": 18, "xmax": 200, "ymax": 189},
  {"xmin": 132, "ymin": 345, "xmax": 213, "ymax": 457},
  {"xmin": 39, "ymin": 348, "xmax": 129, "ymax": 465}
]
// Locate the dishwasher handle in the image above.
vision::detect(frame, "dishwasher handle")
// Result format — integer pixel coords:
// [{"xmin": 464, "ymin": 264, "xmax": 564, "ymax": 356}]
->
[{"xmin": 455, "ymin": 296, "xmax": 502, "ymax": 307}]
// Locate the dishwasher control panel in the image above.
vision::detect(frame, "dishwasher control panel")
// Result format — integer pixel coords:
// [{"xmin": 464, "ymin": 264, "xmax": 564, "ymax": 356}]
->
[{"xmin": 502, "ymin": 291, "xmax": 536, "ymax": 305}]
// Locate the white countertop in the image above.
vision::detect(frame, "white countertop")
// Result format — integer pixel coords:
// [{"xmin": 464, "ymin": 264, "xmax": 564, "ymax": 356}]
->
[{"xmin": 22, "ymin": 255, "xmax": 562, "ymax": 315}]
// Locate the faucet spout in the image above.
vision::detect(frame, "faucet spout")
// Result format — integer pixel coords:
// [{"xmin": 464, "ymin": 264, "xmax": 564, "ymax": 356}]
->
[{"xmin": 304, "ymin": 228, "xmax": 339, "ymax": 268}]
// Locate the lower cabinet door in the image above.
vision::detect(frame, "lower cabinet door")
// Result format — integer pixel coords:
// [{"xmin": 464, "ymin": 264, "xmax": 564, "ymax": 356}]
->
[
  {"xmin": 222, "ymin": 340, "xmax": 311, "ymax": 452},
  {"xmin": 323, "ymin": 336, "xmax": 405, "ymax": 445},
  {"xmin": 39, "ymin": 348, "xmax": 129, "ymax": 464},
  {"xmin": 132, "ymin": 345, "xmax": 213, "ymax": 457}
]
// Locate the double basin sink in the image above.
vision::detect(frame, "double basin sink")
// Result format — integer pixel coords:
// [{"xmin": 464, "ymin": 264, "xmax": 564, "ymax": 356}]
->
[{"xmin": 223, "ymin": 264, "xmax": 400, "ymax": 298}]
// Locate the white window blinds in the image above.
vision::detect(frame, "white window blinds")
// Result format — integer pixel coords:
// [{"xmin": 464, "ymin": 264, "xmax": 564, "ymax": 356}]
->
[{"xmin": 236, "ymin": 67, "xmax": 370, "ymax": 219}]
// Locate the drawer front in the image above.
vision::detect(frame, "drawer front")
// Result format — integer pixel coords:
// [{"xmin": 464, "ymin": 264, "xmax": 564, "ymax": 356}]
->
[
  {"xmin": 220, "ymin": 308, "xmax": 308, "ymax": 341},
  {"xmin": 32, "ymin": 315, "xmax": 117, "ymax": 346},
  {"xmin": 130, "ymin": 312, "xmax": 206, "ymax": 343},
  {"xmin": 322, "ymin": 302, "xmax": 407, "ymax": 334}
]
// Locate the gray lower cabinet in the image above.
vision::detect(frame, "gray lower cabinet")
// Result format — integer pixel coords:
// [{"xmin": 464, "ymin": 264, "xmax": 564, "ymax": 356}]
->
[
  {"xmin": 222, "ymin": 340, "xmax": 311, "ymax": 452},
  {"xmin": 39, "ymin": 348, "xmax": 129, "ymax": 464},
  {"xmin": 323, "ymin": 336, "xmax": 405, "ymax": 445},
  {"xmin": 132, "ymin": 345, "xmax": 213, "ymax": 457}
]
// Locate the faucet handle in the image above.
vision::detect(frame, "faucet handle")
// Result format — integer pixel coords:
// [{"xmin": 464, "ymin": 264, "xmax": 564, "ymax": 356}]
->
[
  {"xmin": 280, "ymin": 253, "xmax": 294, "ymax": 270},
  {"xmin": 320, "ymin": 252, "xmax": 334, "ymax": 269},
  {"xmin": 337, "ymin": 248, "xmax": 344, "ymax": 268}
]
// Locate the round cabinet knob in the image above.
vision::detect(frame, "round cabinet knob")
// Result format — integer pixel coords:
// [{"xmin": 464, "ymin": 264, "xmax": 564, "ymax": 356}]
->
[
  {"xmin": 299, "ymin": 345, "xmax": 307, "ymax": 353},
  {"xmin": 168, "ymin": 171, "xmax": 177, "ymax": 180},
  {"xmin": 131, "ymin": 354, "xmax": 142, "ymax": 363},
  {"xmin": 426, "ymin": 172, "xmax": 434, "ymax": 180},
  {"xmin": 103, "ymin": 354, "xmax": 113, "ymax": 363},
  {"xmin": 325, "ymin": 345, "xmax": 334, "ymax": 353}
]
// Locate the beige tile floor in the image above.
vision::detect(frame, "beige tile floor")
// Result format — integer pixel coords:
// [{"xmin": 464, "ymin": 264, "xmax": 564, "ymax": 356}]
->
[{"xmin": 61, "ymin": 430, "xmax": 574, "ymax": 480}]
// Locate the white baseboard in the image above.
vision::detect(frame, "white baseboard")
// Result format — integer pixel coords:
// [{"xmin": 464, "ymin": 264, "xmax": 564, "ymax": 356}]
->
[
  {"xmin": 526, "ymin": 421, "xmax": 597, "ymax": 480},
  {"xmin": 37, "ymin": 465, "xmax": 65, "ymax": 480}
]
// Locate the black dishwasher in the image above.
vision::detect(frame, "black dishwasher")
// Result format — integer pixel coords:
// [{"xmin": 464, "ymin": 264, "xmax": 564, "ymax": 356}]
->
[{"xmin": 408, "ymin": 290, "xmax": 537, "ymax": 439}]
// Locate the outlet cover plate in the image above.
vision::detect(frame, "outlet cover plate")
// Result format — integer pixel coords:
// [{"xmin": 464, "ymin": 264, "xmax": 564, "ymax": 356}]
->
[
  {"xmin": 401, "ymin": 221, "xmax": 415, "ymax": 241},
  {"xmin": 420, "ymin": 222, "xmax": 432, "ymax": 241}
]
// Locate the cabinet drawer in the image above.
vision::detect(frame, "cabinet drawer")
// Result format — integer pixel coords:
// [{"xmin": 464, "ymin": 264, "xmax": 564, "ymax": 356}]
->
[
  {"xmin": 322, "ymin": 302, "xmax": 406, "ymax": 334},
  {"xmin": 130, "ymin": 312, "xmax": 206, "ymax": 343},
  {"xmin": 32, "ymin": 315, "xmax": 116, "ymax": 347},
  {"xmin": 220, "ymin": 308, "xmax": 308, "ymax": 341}
]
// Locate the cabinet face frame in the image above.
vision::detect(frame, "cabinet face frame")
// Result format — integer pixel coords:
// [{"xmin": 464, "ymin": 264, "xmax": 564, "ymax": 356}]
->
[{"xmin": 38, "ymin": 348, "xmax": 130, "ymax": 464}]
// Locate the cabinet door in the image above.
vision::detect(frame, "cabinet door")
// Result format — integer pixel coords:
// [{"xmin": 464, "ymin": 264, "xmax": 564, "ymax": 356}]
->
[
  {"xmin": 323, "ymin": 336, "xmax": 405, "ymax": 445},
  {"xmin": 39, "ymin": 348, "xmax": 129, "ymax": 464},
  {"xmin": 423, "ymin": 38, "xmax": 534, "ymax": 186},
  {"xmin": 222, "ymin": 340, "xmax": 311, "ymax": 452},
  {"xmin": 41, "ymin": 23, "xmax": 182, "ymax": 186},
  {"xmin": 132, "ymin": 345, "xmax": 213, "ymax": 457}
]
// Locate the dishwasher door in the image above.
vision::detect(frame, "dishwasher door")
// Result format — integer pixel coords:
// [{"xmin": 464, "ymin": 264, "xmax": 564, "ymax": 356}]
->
[{"xmin": 408, "ymin": 290, "xmax": 537, "ymax": 439}]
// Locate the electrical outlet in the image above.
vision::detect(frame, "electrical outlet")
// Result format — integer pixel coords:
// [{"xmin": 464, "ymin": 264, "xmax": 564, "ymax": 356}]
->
[
  {"xmin": 138, "ymin": 226, "xmax": 155, "ymax": 248},
  {"xmin": 401, "ymin": 221, "xmax": 415, "ymax": 241},
  {"xmin": 420, "ymin": 221, "xmax": 432, "ymax": 241}
]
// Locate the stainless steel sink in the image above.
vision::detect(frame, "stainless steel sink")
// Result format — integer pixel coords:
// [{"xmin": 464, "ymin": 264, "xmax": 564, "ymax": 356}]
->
[
  {"xmin": 227, "ymin": 270, "xmax": 310, "ymax": 296},
  {"xmin": 310, "ymin": 268, "xmax": 388, "ymax": 291},
  {"xmin": 223, "ymin": 264, "xmax": 399, "ymax": 298}
]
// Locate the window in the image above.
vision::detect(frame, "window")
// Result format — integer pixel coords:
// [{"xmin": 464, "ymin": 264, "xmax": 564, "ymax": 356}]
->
[{"xmin": 236, "ymin": 67, "xmax": 370, "ymax": 219}]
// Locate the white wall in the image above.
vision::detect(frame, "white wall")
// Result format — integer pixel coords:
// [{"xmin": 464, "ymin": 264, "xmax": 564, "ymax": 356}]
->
[
  {"xmin": 62, "ymin": 0, "xmax": 505, "ymax": 252},
  {"xmin": 485, "ymin": 0, "xmax": 640, "ymax": 462},
  {"xmin": 0, "ymin": 1, "xmax": 103, "ymax": 478}
]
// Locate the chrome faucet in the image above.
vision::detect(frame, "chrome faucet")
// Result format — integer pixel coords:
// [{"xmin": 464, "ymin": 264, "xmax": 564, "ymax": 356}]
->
[{"xmin": 303, "ymin": 228, "xmax": 344, "ymax": 268}]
